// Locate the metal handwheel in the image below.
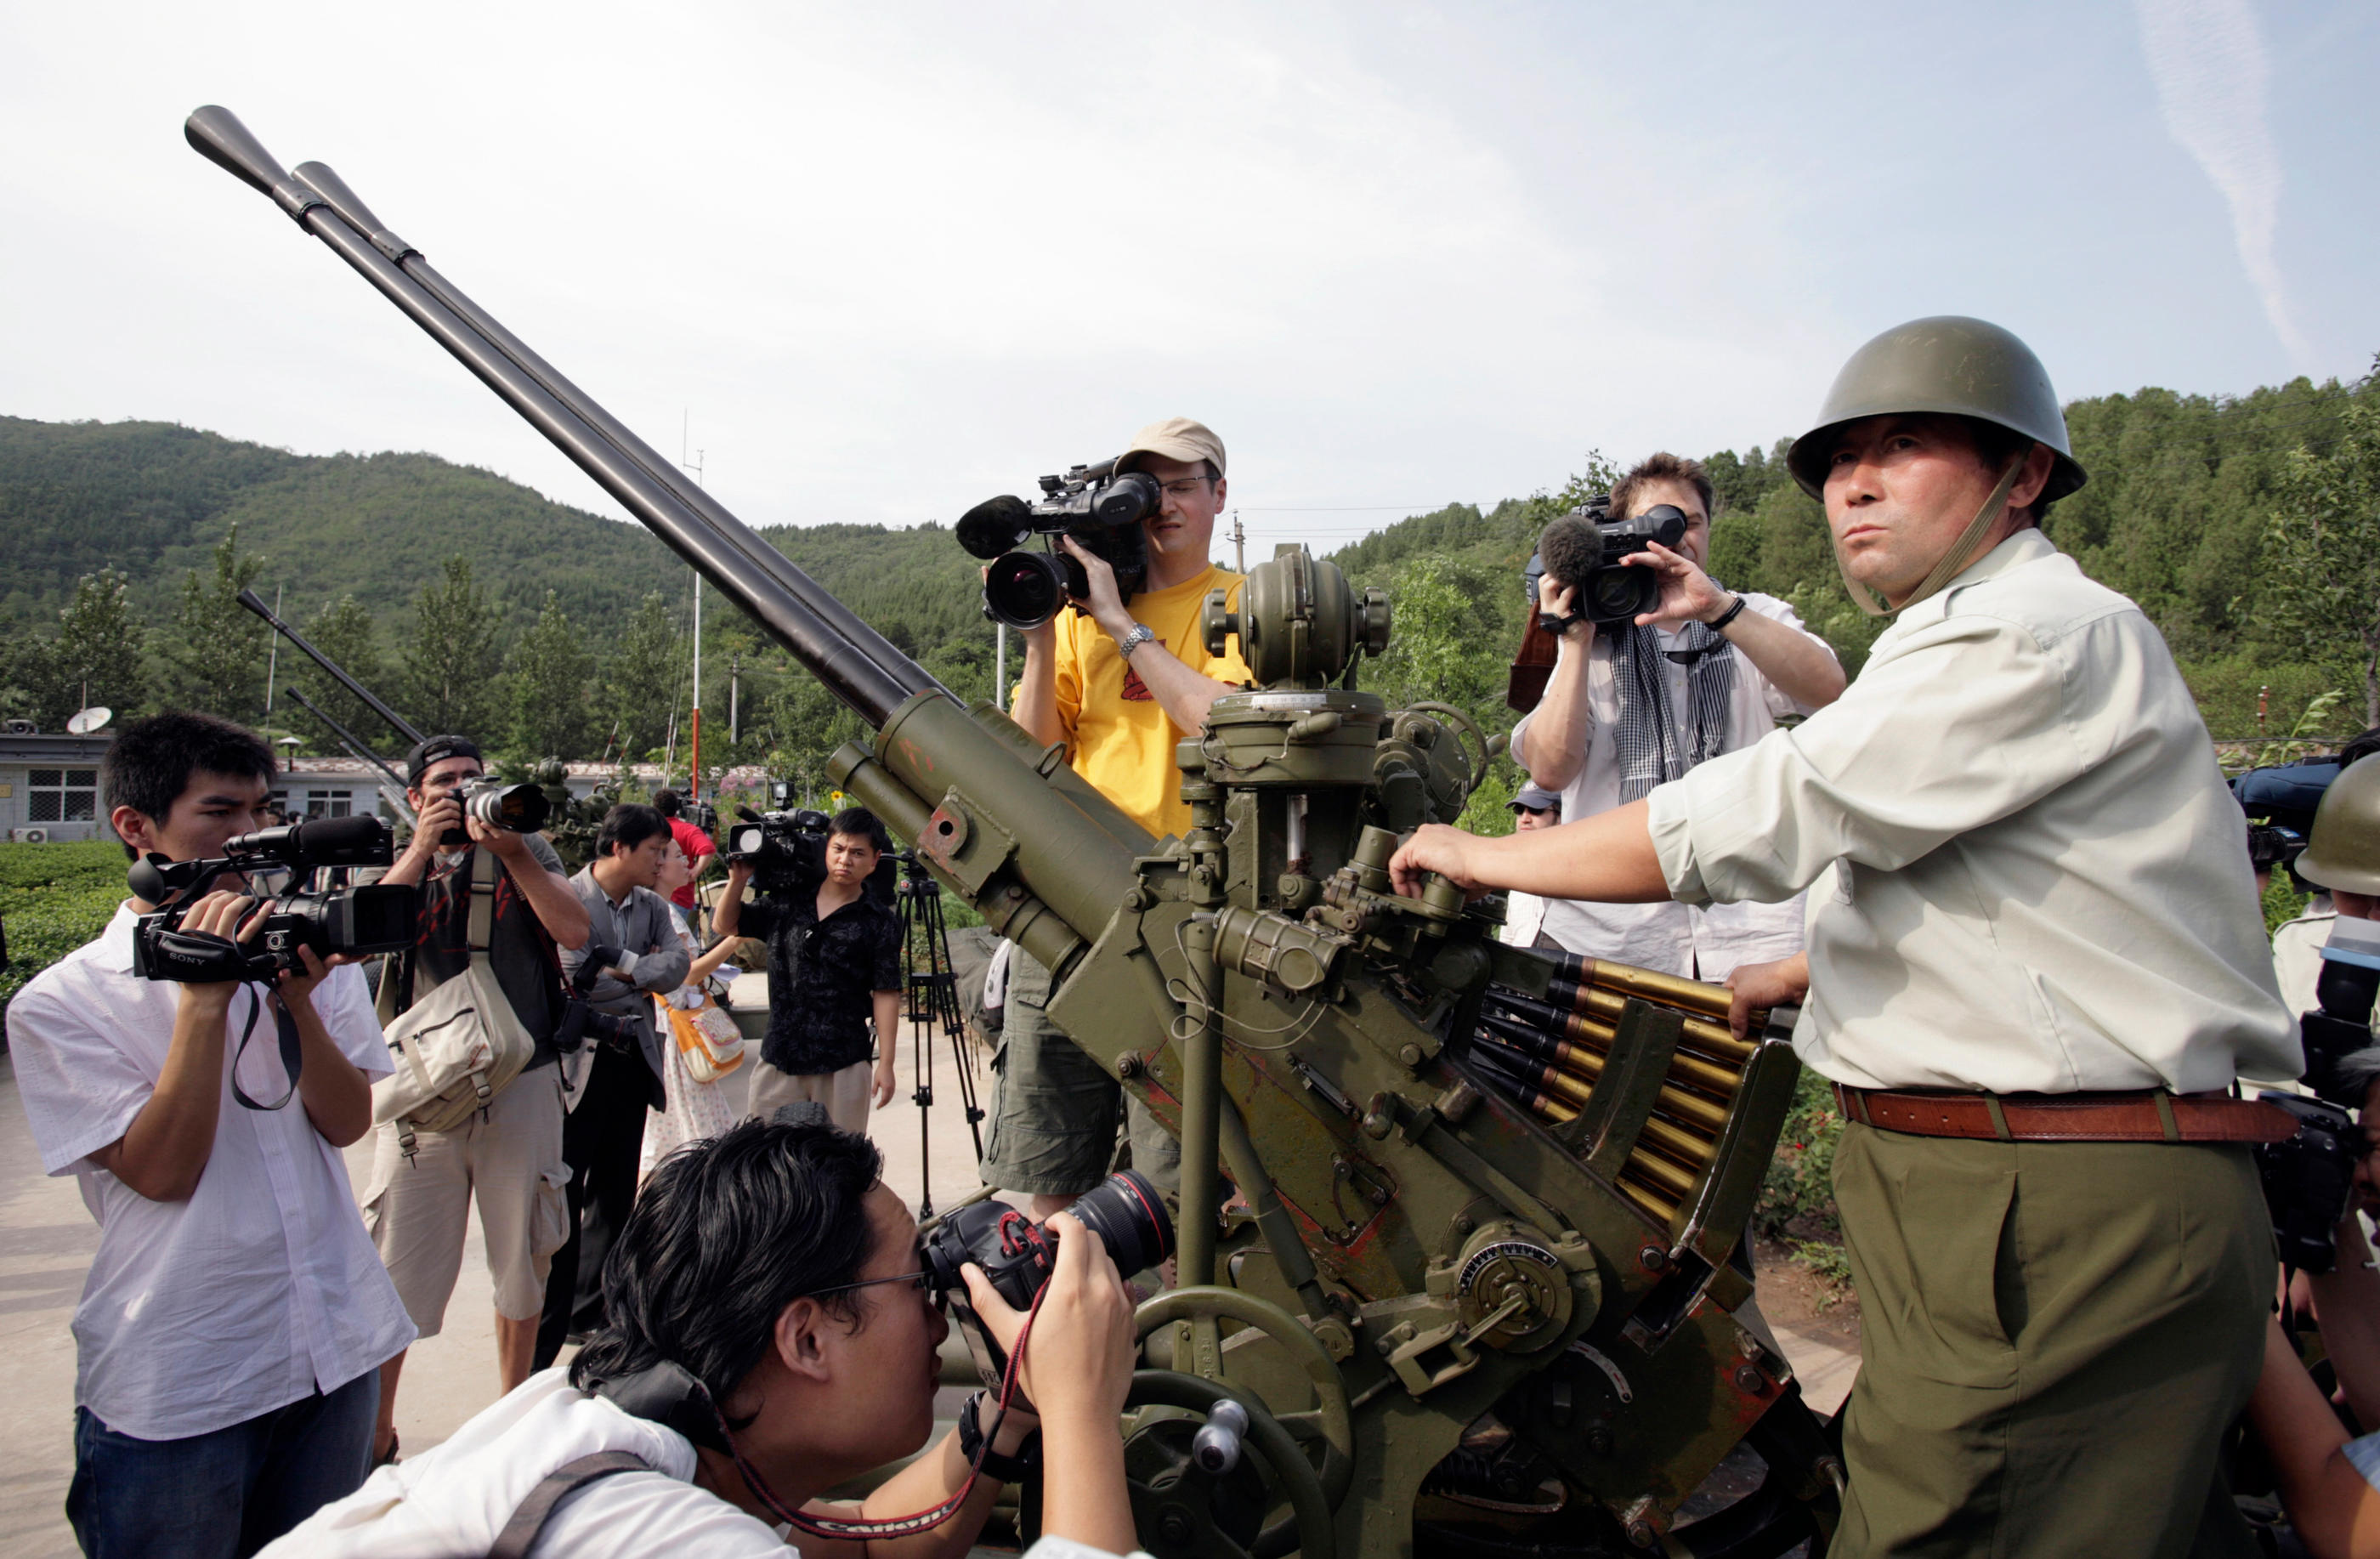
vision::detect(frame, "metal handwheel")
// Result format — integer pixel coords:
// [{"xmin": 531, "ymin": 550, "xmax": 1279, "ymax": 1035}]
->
[{"xmin": 1122, "ymin": 1369, "xmax": 1336, "ymax": 1559}]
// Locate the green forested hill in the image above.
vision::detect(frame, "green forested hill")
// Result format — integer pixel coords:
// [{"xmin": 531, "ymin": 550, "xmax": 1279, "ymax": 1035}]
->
[{"xmin": 3, "ymin": 359, "xmax": 2374, "ymax": 785}]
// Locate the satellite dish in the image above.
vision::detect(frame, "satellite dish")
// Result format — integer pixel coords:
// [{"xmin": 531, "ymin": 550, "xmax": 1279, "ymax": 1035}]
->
[{"xmin": 65, "ymin": 706, "xmax": 112, "ymax": 735}]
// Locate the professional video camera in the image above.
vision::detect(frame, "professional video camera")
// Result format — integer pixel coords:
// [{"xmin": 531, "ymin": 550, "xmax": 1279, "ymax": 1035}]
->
[
  {"xmin": 2257, "ymin": 930, "xmax": 2380, "ymax": 1272},
  {"xmin": 955, "ymin": 456, "xmax": 1157, "ymax": 631},
  {"xmin": 437, "ymin": 776, "xmax": 551, "ymax": 847},
  {"xmin": 725, "ymin": 805, "xmax": 832, "ymax": 893},
  {"xmin": 1525, "ymin": 495, "xmax": 1690, "ymax": 630},
  {"xmin": 925, "ymin": 1170, "xmax": 1172, "ymax": 1389},
  {"xmin": 553, "ymin": 941, "xmax": 645, "ymax": 1056},
  {"xmin": 128, "ymin": 814, "xmax": 416, "ymax": 984}
]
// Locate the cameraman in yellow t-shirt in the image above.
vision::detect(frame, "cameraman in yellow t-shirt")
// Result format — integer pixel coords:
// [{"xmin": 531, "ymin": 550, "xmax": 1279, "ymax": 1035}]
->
[{"xmin": 993, "ymin": 418, "xmax": 1251, "ymax": 1216}]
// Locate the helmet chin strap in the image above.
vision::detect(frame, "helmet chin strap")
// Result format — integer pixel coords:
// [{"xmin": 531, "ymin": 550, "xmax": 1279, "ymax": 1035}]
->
[{"xmin": 1834, "ymin": 445, "xmax": 2032, "ymax": 618}]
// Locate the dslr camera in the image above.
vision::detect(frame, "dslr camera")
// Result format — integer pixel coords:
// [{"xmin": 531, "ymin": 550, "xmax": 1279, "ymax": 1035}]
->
[
  {"xmin": 1526, "ymin": 495, "xmax": 1690, "ymax": 630},
  {"xmin": 2257, "ymin": 950, "xmax": 2380, "ymax": 1273},
  {"xmin": 923, "ymin": 1170, "xmax": 1172, "ymax": 1389},
  {"xmin": 438, "ymin": 776, "xmax": 552, "ymax": 848},
  {"xmin": 955, "ymin": 456, "xmax": 1158, "ymax": 631},
  {"xmin": 553, "ymin": 942, "xmax": 646, "ymax": 1057},
  {"xmin": 129, "ymin": 815, "xmax": 416, "ymax": 984}
]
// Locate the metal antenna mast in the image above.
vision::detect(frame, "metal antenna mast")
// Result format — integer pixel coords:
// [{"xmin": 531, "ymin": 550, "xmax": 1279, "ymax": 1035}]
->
[{"xmin": 681, "ymin": 411, "xmax": 705, "ymax": 800}]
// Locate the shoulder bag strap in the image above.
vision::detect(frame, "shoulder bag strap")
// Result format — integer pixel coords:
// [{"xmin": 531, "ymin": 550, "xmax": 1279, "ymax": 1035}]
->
[
  {"xmin": 488, "ymin": 1450, "xmax": 654, "ymax": 1559},
  {"xmin": 468, "ymin": 844, "xmax": 501, "ymax": 961}
]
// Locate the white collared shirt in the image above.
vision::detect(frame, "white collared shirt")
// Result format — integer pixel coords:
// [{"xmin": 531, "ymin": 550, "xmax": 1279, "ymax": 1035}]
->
[
  {"xmin": 1648, "ymin": 529, "xmax": 2300, "ymax": 1094},
  {"xmin": 1511, "ymin": 592, "xmax": 1839, "ymax": 980},
  {"xmin": 8, "ymin": 904, "xmax": 415, "ymax": 1439}
]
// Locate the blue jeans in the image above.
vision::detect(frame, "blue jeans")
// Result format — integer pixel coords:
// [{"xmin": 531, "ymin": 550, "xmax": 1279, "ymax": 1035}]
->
[{"xmin": 66, "ymin": 1368, "xmax": 379, "ymax": 1558}]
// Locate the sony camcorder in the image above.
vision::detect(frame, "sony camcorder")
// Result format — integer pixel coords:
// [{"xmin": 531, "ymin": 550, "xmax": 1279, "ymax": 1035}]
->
[
  {"xmin": 128, "ymin": 814, "xmax": 416, "ymax": 984},
  {"xmin": 1526, "ymin": 496, "xmax": 1690, "ymax": 631},
  {"xmin": 955, "ymin": 456, "xmax": 1158, "ymax": 631},
  {"xmin": 726, "ymin": 805, "xmax": 833, "ymax": 895}
]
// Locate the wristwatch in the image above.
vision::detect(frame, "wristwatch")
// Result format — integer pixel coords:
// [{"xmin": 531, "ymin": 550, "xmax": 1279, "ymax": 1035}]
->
[
  {"xmin": 1115, "ymin": 622, "xmax": 1157, "ymax": 660},
  {"xmin": 958, "ymin": 1392, "xmax": 1040, "ymax": 1483}
]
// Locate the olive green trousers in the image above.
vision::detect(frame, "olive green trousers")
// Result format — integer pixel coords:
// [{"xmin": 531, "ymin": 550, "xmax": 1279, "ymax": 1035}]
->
[{"xmin": 1832, "ymin": 1124, "xmax": 2270, "ymax": 1559}]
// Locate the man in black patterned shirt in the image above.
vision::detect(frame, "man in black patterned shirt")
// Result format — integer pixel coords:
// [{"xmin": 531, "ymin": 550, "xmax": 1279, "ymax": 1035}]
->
[{"xmin": 713, "ymin": 806, "xmax": 903, "ymax": 1136}]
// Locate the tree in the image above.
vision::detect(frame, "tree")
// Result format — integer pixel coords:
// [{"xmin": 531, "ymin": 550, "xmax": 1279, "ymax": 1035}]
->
[
  {"xmin": 25, "ymin": 569, "xmax": 147, "ymax": 729},
  {"xmin": 2268, "ymin": 365, "xmax": 2380, "ymax": 723},
  {"xmin": 170, "ymin": 525, "xmax": 268, "ymax": 719},
  {"xmin": 286, "ymin": 593, "xmax": 400, "ymax": 754},
  {"xmin": 401, "ymin": 556, "xmax": 504, "ymax": 739},
  {"xmin": 602, "ymin": 592, "xmax": 683, "ymax": 759},
  {"xmin": 509, "ymin": 591, "xmax": 597, "ymax": 759}
]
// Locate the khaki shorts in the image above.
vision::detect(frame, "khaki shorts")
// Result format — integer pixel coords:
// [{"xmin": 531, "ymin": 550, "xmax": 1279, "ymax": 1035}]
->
[
  {"xmin": 981, "ymin": 949, "xmax": 1180, "ymax": 1199},
  {"xmin": 747, "ymin": 1057, "xmax": 874, "ymax": 1137},
  {"xmin": 362, "ymin": 1067, "xmax": 569, "ymax": 1333}
]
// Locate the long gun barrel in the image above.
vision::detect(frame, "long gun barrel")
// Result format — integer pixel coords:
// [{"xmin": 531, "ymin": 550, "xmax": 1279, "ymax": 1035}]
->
[{"xmin": 237, "ymin": 587, "xmax": 426, "ymax": 746}]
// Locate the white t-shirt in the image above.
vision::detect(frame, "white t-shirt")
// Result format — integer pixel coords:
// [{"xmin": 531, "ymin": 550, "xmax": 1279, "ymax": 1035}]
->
[
  {"xmin": 1510, "ymin": 592, "xmax": 1834, "ymax": 981},
  {"xmin": 8, "ymin": 904, "xmax": 415, "ymax": 1439},
  {"xmin": 268, "ymin": 1369, "xmax": 1159, "ymax": 1559}
]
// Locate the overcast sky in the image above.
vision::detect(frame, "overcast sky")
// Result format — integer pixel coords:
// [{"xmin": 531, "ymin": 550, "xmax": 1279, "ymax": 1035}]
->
[{"xmin": 3, "ymin": 1, "xmax": 2373, "ymax": 562}]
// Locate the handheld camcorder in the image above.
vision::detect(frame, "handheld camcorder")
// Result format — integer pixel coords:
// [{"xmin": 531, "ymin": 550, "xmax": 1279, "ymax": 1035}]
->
[
  {"xmin": 128, "ymin": 814, "xmax": 416, "ymax": 984},
  {"xmin": 924, "ymin": 1170, "xmax": 1171, "ymax": 1390},
  {"xmin": 1525, "ymin": 496, "xmax": 1690, "ymax": 632},
  {"xmin": 955, "ymin": 456, "xmax": 1157, "ymax": 632},
  {"xmin": 2257, "ymin": 936, "xmax": 2380, "ymax": 1272},
  {"xmin": 438, "ymin": 776, "xmax": 551, "ymax": 848}
]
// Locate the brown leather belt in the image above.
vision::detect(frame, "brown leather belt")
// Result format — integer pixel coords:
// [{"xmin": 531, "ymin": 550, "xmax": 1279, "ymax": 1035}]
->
[{"xmin": 1834, "ymin": 1084, "xmax": 2298, "ymax": 1144}]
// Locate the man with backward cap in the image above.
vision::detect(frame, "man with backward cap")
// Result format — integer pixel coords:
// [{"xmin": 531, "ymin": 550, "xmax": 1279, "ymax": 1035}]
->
[{"xmin": 1392, "ymin": 319, "xmax": 2302, "ymax": 1556}]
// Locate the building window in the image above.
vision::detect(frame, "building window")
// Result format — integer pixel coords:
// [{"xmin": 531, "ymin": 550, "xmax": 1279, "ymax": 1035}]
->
[
  {"xmin": 28, "ymin": 768, "xmax": 98, "ymax": 824},
  {"xmin": 304, "ymin": 789, "xmax": 353, "ymax": 819}
]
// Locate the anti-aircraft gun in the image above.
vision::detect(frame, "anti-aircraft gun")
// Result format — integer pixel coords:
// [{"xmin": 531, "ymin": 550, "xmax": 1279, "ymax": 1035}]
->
[{"xmin": 186, "ymin": 106, "xmax": 1842, "ymax": 1558}]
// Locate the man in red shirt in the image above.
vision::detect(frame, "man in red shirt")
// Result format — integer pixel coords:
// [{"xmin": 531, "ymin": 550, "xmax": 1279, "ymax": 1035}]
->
[{"xmin": 651, "ymin": 790, "xmax": 716, "ymax": 912}]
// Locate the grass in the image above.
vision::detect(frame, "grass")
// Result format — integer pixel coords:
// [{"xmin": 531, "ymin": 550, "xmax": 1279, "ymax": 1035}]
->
[{"xmin": 1, "ymin": 841, "xmax": 133, "ymax": 1047}]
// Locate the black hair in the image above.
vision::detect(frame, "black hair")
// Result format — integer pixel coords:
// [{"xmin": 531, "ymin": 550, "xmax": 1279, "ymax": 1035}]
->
[
  {"xmin": 2339, "ymin": 728, "xmax": 2380, "ymax": 770},
  {"xmin": 1958, "ymin": 417, "xmax": 2055, "ymax": 526},
  {"xmin": 830, "ymin": 804, "xmax": 891, "ymax": 854},
  {"xmin": 103, "ymin": 711, "xmax": 275, "ymax": 859},
  {"xmin": 652, "ymin": 789, "xmax": 683, "ymax": 819},
  {"xmin": 570, "ymin": 1120, "xmax": 885, "ymax": 1410},
  {"xmin": 598, "ymin": 802, "xmax": 671, "ymax": 859}
]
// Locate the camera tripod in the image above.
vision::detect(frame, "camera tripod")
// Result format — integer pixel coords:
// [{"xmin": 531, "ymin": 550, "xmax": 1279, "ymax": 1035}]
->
[{"xmin": 894, "ymin": 851, "xmax": 983, "ymax": 1217}]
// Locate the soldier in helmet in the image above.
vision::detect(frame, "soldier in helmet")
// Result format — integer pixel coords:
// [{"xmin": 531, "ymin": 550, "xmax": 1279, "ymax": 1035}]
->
[
  {"xmin": 1395, "ymin": 317, "xmax": 2300, "ymax": 1556},
  {"xmin": 2274, "ymin": 739, "xmax": 2380, "ymax": 1023}
]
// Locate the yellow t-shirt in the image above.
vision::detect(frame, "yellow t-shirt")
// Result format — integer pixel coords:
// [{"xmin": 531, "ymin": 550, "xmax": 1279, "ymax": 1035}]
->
[{"xmin": 1023, "ymin": 564, "xmax": 1251, "ymax": 841}]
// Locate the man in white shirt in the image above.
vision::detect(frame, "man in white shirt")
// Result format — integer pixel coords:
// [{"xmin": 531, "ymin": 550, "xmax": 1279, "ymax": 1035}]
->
[
  {"xmin": 1393, "ymin": 318, "xmax": 2301, "ymax": 1557},
  {"xmin": 1512, "ymin": 452, "xmax": 1845, "ymax": 980},
  {"xmin": 266, "ymin": 1119, "xmax": 1142, "ymax": 1559},
  {"xmin": 10, "ymin": 711, "xmax": 415, "ymax": 1557},
  {"xmin": 1499, "ymin": 785, "xmax": 1562, "ymax": 949}
]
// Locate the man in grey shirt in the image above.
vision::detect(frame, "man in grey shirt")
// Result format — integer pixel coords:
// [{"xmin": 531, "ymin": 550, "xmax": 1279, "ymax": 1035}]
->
[{"xmin": 536, "ymin": 802, "xmax": 688, "ymax": 1366}]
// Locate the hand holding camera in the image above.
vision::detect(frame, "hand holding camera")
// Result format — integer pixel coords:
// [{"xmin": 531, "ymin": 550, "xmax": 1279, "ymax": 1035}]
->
[{"xmin": 956, "ymin": 1210, "xmax": 1136, "ymax": 1432}]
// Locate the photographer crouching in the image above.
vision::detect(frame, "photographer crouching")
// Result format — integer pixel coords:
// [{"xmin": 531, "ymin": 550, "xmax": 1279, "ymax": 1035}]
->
[
  {"xmin": 712, "ymin": 804, "xmax": 904, "ymax": 1136},
  {"xmin": 262, "ymin": 1120, "xmax": 1142, "ymax": 1558},
  {"xmin": 366, "ymin": 734, "xmax": 592, "ymax": 1465},
  {"xmin": 538, "ymin": 802, "xmax": 693, "ymax": 1369},
  {"xmin": 10, "ymin": 712, "xmax": 416, "ymax": 1555}
]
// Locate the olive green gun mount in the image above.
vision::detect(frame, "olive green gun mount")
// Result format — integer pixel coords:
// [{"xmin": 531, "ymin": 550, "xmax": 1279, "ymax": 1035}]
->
[{"xmin": 186, "ymin": 105, "xmax": 1840, "ymax": 1559}]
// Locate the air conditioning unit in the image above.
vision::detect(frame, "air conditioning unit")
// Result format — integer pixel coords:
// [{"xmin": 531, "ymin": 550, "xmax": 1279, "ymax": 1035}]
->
[{"xmin": 13, "ymin": 827, "xmax": 49, "ymax": 843}]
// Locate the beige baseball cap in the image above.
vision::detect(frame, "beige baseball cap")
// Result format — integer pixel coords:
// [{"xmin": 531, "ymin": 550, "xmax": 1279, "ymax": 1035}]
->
[{"xmin": 1116, "ymin": 417, "xmax": 1227, "ymax": 479}]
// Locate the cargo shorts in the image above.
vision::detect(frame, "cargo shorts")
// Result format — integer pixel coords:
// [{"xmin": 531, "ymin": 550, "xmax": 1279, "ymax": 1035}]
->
[
  {"xmin": 361, "ymin": 1065, "xmax": 570, "ymax": 1331},
  {"xmin": 981, "ymin": 947, "xmax": 1179, "ymax": 1199}
]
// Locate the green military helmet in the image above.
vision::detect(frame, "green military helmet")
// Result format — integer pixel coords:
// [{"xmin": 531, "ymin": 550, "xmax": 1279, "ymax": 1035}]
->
[
  {"xmin": 1784, "ymin": 315, "xmax": 2088, "ymax": 502},
  {"xmin": 2298, "ymin": 755, "xmax": 2380, "ymax": 895}
]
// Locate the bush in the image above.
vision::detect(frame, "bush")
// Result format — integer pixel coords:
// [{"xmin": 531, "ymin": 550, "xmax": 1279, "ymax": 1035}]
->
[
  {"xmin": 2, "ymin": 841, "xmax": 130, "ymax": 1047},
  {"xmin": 1755, "ymin": 1065, "xmax": 1844, "ymax": 1244}
]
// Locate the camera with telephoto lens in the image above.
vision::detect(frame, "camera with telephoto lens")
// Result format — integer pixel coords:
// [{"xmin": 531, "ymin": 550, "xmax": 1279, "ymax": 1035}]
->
[
  {"xmin": 922, "ymin": 1170, "xmax": 1172, "ymax": 1390},
  {"xmin": 955, "ymin": 456, "xmax": 1158, "ymax": 632},
  {"xmin": 438, "ymin": 776, "xmax": 552, "ymax": 848},
  {"xmin": 552, "ymin": 942, "xmax": 644, "ymax": 1056},
  {"xmin": 2256, "ymin": 953, "xmax": 2380, "ymax": 1273},
  {"xmin": 1525, "ymin": 495, "xmax": 1690, "ymax": 631},
  {"xmin": 128, "ymin": 815, "xmax": 416, "ymax": 984}
]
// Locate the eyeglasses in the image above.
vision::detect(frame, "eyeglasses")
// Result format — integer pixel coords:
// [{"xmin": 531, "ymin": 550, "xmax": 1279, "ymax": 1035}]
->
[{"xmin": 806, "ymin": 1267, "xmax": 943, "ymax": 1308}]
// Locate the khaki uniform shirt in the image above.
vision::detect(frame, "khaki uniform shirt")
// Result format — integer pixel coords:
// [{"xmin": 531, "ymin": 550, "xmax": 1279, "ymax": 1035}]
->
[{"xmin": 1646, "ymin": 528, "xmax": 2298, "ymax": 1094}]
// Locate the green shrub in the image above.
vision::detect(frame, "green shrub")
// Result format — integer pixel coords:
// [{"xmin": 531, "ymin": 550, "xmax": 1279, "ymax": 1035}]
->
[
  {"xmin": 1755, "ymin": 1065, "xmax": 1844, "ymax": 1244},
  {"xmin": 1, "ymin": 841, "xmax": 131, "ymax": 1047}
]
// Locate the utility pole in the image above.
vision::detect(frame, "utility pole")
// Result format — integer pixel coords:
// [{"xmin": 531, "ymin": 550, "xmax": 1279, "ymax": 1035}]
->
[
  {"xmin": 729, "ymin": 649, "xmax": 741, "ymax": 746},
  {"xmin": 261, "ymin": 583, "xmax": 285, "ymax": 740},
  {"xmin": 683, "ymin": 411, "xmax": 706, "ymax": 800},
  {"xmin": 1232, "ymin": 508, "xmax": 1245, "ymax": 573}
]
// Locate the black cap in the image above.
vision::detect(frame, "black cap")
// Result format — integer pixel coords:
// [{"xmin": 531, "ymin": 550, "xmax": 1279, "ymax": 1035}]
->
[{"xmin": 405, "ymin": 734, "xmax": 483, "ymax": 787}]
